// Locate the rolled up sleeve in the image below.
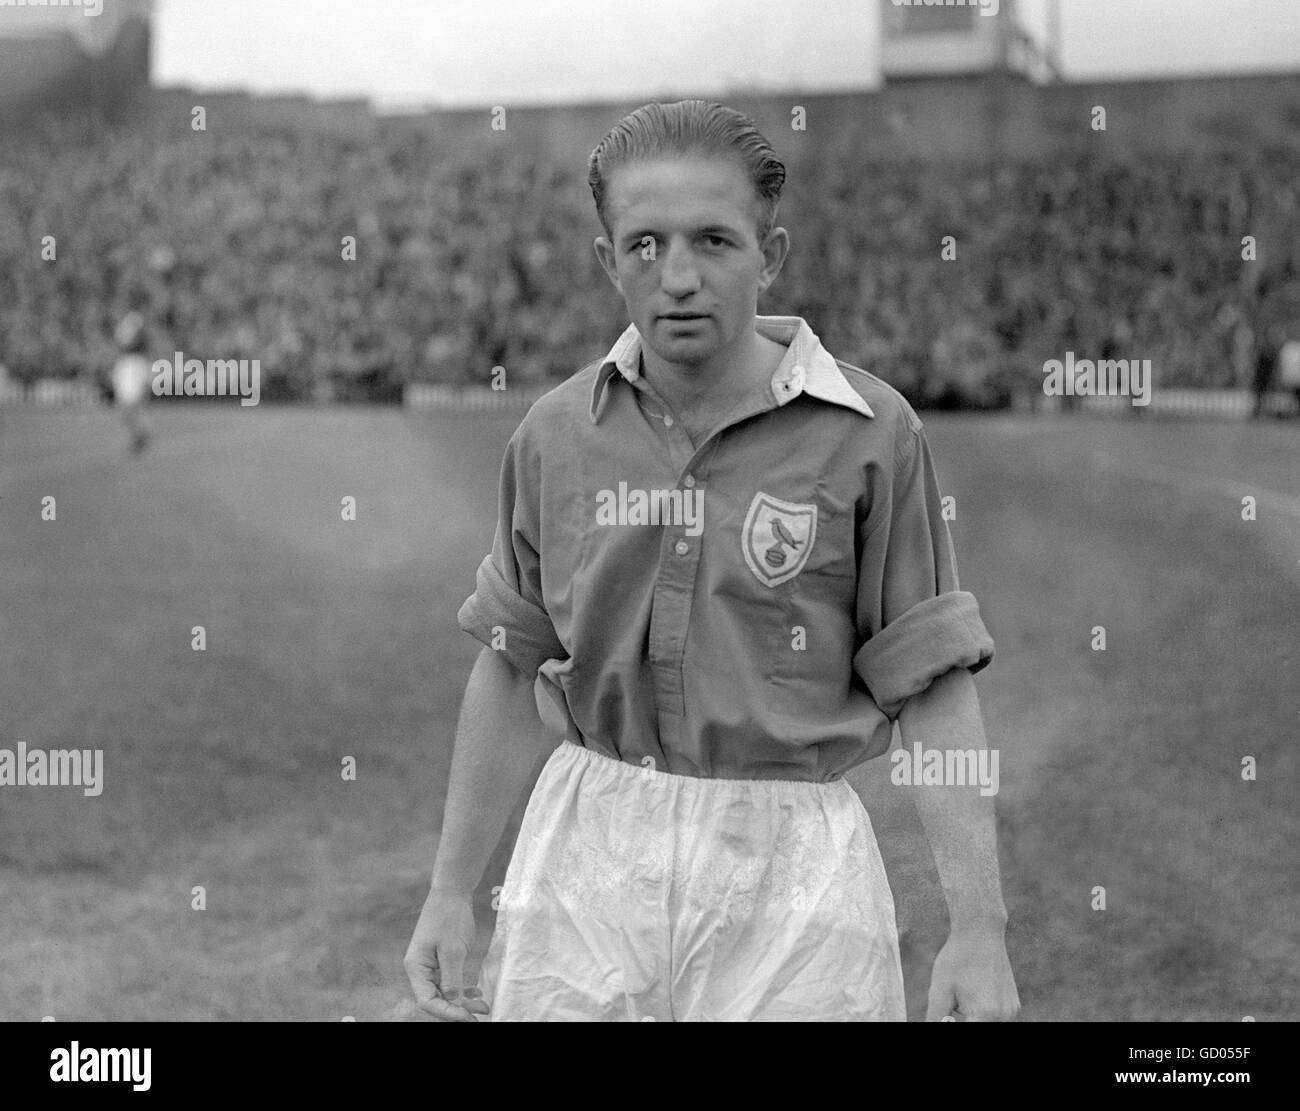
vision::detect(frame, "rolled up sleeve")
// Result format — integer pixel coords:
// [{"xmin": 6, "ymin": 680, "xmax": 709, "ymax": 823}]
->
[
  {"xmin": 852, "ymin": 419, "xmax": 994, "ymax": 719},
  {"xmin": 456, "ymin": 423, "xmax": 567, "ymax": 680}
]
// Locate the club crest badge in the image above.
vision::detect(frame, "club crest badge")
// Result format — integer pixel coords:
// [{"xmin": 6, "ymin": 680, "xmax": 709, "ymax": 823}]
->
[{"xmin": 741, "ymin": 492, "xmax": 817, "ymax": 587}]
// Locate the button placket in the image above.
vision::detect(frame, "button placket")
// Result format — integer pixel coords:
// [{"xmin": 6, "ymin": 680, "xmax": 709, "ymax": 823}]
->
[
  {"xmin": 649, "ymin": 523, "xmax": 698, "ymax": 718},
  {"xmin": 646, "ymin": 445, "xmax": 717, "ymax": 722}
]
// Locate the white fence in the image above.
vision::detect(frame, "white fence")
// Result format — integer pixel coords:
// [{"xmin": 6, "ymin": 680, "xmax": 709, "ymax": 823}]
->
[
  {"xmin": 1075, "ymin": 389, "xmax": 1298, "ymax": 418},
  {"xmin": 403, "ymin": 383, "xmax": 553, "ymax": 412},
  {"xmin": 0, "ymin": 379, "xmax": 557, "ymax": 411},
  {"xmin": 0, "ymin": 379, "xmax": 105, "ymax": 408}
]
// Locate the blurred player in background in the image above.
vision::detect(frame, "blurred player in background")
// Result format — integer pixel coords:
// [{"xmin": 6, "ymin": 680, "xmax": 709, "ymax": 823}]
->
[
  {"xmin": 111, "ymin": 310, "xmax": 151, "ymax": 453},
  {"xmin": 1278, "ymin": 331, "xmax": 1300, "ymax": 415}
]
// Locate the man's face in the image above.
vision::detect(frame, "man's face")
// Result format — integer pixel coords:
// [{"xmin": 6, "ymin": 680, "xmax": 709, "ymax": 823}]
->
[{"xmin": 594, "ymin": 156, "xmax": 787, "ymax": 372}]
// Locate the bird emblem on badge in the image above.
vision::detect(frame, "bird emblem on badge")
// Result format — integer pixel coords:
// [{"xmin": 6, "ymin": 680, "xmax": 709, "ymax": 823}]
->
[{"xmin": 763, "ymin": 518, "xmax": 802, "ymax": 568}]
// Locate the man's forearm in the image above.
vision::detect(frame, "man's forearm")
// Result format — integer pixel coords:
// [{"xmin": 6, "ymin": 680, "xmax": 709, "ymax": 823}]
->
[
  {"xmin": 897, "ymin": 666, "xmax": 1008, "ymax": 930},
  {"xmin": 430, "ymin": 647, "xmax": 562, "ymax": 895}
]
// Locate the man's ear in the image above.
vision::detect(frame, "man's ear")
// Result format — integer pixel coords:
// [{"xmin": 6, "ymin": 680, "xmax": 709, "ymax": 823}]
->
[
  {"xmin": 594, "ymin": 236, "xmax": 623, "ymax": 295},
  {"xmin": 757, "ymin": 225, "xmax": 790, "ymax": 296}
]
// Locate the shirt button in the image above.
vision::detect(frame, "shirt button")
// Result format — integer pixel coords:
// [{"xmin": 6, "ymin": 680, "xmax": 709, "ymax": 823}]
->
[
  {"xmin": 663, "ymin": 414, "xmax": 674, "ymax": 427},
  {"xmin": 674, "ymin": 540, "xmax": 689, "ymax": 556},
  {"xmin": 683, "ymin": 474, "xmax": 695, "ymax": 488}
]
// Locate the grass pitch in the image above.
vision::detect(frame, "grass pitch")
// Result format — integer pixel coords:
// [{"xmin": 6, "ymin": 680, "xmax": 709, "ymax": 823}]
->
[{"xmin": 0, "ymin": 405, "xmax": 1295, "ymax": 1020}]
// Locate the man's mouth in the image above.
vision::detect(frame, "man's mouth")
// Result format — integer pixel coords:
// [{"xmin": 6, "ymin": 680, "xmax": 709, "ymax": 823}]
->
[{"xmin": 661, "ymin": 313, "xmax": 708, "ymax": 320}]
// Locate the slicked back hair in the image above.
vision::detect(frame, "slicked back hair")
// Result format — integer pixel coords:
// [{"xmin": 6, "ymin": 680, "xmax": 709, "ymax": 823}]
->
[{"xmin": 587, "ymin": 100, "xmax": 786, "ymax": 245}]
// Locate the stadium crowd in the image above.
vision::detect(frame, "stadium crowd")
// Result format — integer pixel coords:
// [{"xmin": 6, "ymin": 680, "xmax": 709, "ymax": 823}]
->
[{"xmin": 1, "ymin": 110, "xmax": 1297, "ymax": 404}]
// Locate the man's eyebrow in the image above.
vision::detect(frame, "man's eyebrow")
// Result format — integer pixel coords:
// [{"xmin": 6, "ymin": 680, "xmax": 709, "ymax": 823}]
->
[
  {"xmin": 620, "ymin": 228, "xmax": 659, "ymax": 246},
  {"xmin": 620, "ymin": 222, "xmax": 744, "ymax": 245}
]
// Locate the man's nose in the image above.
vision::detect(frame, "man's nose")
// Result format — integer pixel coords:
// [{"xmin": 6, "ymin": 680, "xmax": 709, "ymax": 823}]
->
[{"xmin": 658, "ymin": 241, "xmax": 701, "ymax": 296}]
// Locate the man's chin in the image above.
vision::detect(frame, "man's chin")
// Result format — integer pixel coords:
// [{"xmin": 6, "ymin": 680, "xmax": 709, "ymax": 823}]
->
[
  {"xmin": 643, "ymin": 323, "xmax": 720, "ymax": 365},
  {"xmin": 647, "ymin": 340, "xmax": 717, "ymax": 368}
]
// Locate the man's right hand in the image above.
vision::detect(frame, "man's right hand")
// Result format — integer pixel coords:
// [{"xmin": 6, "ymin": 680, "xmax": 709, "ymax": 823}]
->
[{"xmin": 403, "ymin": 886, "xmax": 491, "ymax": 1022}]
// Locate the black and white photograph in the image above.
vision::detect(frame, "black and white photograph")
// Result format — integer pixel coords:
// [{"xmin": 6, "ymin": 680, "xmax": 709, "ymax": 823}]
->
[{"xmin": 0, "ymin": 0, "xmax": 1296, "ymax": 1065}]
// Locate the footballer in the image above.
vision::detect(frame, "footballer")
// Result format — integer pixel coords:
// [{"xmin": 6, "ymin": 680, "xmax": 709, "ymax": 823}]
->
[
  {"xmin": 405, "ymin": 100, "xmax": 1020, "ymax": 1022},
  {"xmin": 111, "ymin": 310, "xmax": 152, "ymax": 454}
]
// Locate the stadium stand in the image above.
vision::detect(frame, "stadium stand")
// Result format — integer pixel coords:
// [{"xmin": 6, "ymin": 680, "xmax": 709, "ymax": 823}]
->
[{"xmin": 1, "ymin": 98, "xmax": 1297, "ymax": 408}]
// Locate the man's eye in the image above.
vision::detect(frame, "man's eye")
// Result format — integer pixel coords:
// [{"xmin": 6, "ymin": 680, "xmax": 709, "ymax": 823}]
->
[{"xmin": 704, "ymin": 235, "xmax": 727, "ymax": 246}]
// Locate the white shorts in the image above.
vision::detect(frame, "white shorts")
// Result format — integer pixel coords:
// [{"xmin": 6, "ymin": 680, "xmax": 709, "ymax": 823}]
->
[{"xmin": 478, "ymin": 740, "xmax": 906, "ymax": 1021}]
